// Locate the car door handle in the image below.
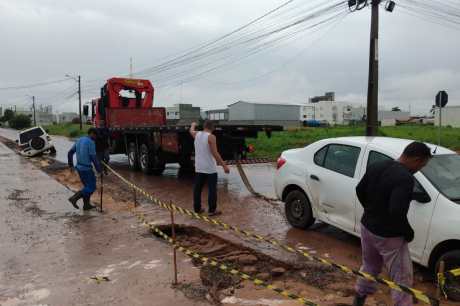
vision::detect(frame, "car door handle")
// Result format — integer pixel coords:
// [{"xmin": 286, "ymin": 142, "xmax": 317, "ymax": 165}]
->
[{"xmin": 310, "ymin": 174, "xmax": 320, "ymax": 181}]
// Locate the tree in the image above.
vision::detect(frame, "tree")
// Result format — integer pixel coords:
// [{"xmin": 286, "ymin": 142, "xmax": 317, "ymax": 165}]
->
[
  {"xmin": 9, "ymin": 114, "xmax": 31, "ymax": 130},
  {"xmin": 391, "ymin": 107, "xmax": 401, "ymax": 112},
  {"xmin": 0, "ymin": 109, "xmax": 15, "ymax": 122}
]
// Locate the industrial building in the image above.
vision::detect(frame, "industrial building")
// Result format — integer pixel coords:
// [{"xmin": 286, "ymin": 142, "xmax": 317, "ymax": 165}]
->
[
  {"xmin": 205, "ymin": 109, "xmax": 229, "ymax": 122},
  {"xmin": 435, "ymin": 105, "xmax": 460, "ymax": 127},
  {"xmin": 166, "ymin": 104, "xmax": 201, "ymax": 125},
  {"xmin": 350, "ymin": 107, "xmax": 411, "ymax": 126},
  {"xmin": 227, "ymin": 101, "xmax": 300, "ymax": 128}
]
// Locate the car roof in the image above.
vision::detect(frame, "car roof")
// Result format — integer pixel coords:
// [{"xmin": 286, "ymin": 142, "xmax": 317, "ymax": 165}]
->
[{"xmin": 325, "ymin": 136, "xmax": 454, "ymax": 156}]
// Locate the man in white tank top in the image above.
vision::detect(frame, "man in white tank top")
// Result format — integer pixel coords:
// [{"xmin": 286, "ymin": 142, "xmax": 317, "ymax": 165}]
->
[{"xmin": 190, "ymin": 121, "xmax": 230, "ymax": 216}]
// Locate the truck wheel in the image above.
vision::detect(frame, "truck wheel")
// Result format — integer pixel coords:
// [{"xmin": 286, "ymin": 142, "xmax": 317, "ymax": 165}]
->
[
  {"xmin": 285, "ymin": 190, "xmax": 315, "ymax": 229},
  {"xmin": 127, "ymin": 142, "xmax": 140, "ymax": 171},
  {"xmin": 139, "ymin": 144, "xmax": 153, "ymax": 175},
  {"xmin": 436, "ymin": 250, "xmax": 460, "ymax": 301}
]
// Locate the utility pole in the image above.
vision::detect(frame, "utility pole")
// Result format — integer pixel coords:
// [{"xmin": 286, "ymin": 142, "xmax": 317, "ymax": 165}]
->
[
  {"xmin": 32, "ymin": 95, "xmax": 36, "ymax": 126},
  {"xmin": 366, "ymin": 0, "xmax": 380, "ymax": 136},
  {"xmin": 78, "ymin": 75, "xmax": 82, "ymax": 130},
  {"xmin": 130, "ymin": 57, "xmax": 133, "ymax": 78}
]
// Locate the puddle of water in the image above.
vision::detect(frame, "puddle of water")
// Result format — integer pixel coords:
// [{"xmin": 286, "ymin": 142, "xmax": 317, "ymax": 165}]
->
[
  {"xmin": 127, "ymin": 260, "xmax": 142, "ymax": 269},
  {"xmin": 222, "ymin": 296, "xmax": 290, "ymax": 306},
  {"xmin": 2, "ymin": 288, "xmax": 50, "ymax": 306},
  {"xmin": 144, "ymin": 259, "xmax": 162, "ymax": 270}
]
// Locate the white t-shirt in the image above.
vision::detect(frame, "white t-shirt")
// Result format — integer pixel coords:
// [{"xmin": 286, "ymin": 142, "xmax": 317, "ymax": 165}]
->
[{"xmin": 194, "ymin": 131, "xmax": 217, "ymax": 174}]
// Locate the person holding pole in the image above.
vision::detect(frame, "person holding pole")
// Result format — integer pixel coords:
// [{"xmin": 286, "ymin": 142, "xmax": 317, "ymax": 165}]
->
[
  {"xmin": 353, "ymin": 142, "xmax": 432, "ymax": 306},
  {"xmin": 67, "ymin": 128, "xmax": 102, "ymax": 210},
  {"xmin": 190, "ymin": 121, "xmax": 230, "ymax": 216}
]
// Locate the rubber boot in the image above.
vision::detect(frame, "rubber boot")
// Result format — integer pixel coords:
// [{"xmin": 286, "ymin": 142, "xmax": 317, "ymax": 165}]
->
[
  {"xmin": 68, "ymin": 191, "xmax": 83, "ymax": 209},
  {"xmin": 352, "ymin": 295, "xmax": 366, "ymax": 306},
  {"xmin": 83, "ymin": 196, "xmax": 96, "ymax": 211}
]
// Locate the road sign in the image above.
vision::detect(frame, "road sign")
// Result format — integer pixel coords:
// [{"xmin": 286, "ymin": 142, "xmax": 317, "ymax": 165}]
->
[{"xmin": 435, "ymin": 91, "xmax": 448, "ymax": 108}]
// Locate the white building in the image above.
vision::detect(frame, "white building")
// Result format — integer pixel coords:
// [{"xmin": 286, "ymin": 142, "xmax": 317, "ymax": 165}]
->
[
  {"xmin": 300, "ymin": 101, "xmax": 355, "ymax": 125},
  {"xmin": 434, "ymin": 105, "xmax": 460, "ymax": 127}
]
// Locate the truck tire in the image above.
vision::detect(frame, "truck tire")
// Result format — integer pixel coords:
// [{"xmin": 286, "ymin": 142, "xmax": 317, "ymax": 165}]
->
[
  {"xmin": 436, "ymin": 250, "xmax": 460, "ymax": 301},
  {"xmin": 139, "ymin": 144, "xmax": 165, "ymax": 176},
  {"xmin": 139, "ymin": 144, "xmax": 153, "ymax": 175},
  {"xmin": 127, "ymin": 142, "xmax": 140, "ymax": 171},
  {"xmin": 285, "ymin": 190, "xmax": 315, "ymax": 229}
]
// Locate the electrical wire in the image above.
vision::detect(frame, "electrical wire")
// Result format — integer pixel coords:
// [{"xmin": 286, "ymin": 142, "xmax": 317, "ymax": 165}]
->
[{"xmin": 0, "ymin": 78, "xmax": 71, "ymax": 91}]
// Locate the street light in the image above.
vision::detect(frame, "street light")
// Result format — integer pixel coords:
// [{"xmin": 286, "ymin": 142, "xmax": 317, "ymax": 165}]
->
[{"xmin": 65, "ymin": 74, "xmax": 82, "ymax": 130}]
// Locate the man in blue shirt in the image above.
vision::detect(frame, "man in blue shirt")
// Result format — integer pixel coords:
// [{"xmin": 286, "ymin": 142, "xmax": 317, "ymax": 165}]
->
[{"xmin": 67, "ymin": 128, "xmax": 102, "ymax": 210}]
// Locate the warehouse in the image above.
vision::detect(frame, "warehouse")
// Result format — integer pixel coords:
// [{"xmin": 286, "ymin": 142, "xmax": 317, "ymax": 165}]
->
[
  {"xmin": 435, "ymin": 105, "xmax": 460, "ymax": 127},
  {"xmin": 227, "ymin": 101, "xmax": 300, "ymax": 128}
]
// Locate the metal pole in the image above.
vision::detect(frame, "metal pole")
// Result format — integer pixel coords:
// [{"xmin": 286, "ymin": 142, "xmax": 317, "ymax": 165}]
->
[
  {"xmin": 438, "ymin": 105, "xmax": 442, "ymax": 146},
  {"xmin": 32, "ymin": 96, "xmax": 36, "ymax": 126},
  {"xmin": 170, "ymin": 204, "xmax": 178, "ymax": 286},
  {"xmin": 366, "ymin": 0, "xmax": 380, "ymax": 136},
  {"xmin": 100, "ymin": 172, "xmax": 104, "ymax": 212},
  {"xmin": 78, "ymin": 75, "xmax": 82, "ymax": 130},
  {"xmin": 436, "ymin": 260, "xmax": 445, "ymax": 299}
]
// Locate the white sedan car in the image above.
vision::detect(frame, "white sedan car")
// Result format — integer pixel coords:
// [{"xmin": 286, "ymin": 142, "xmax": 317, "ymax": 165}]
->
[{"xmin": 274, "ymin": 137, "xmax": 460, "ymax": 297}]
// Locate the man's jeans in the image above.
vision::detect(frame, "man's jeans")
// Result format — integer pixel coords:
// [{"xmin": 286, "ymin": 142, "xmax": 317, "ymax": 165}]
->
[
  {"xmin": 77, "ymin": 169, "xmax": 96, "ymax": 198},
  {"xmin": 356, "ymin": 225, "xmax": 414, "ymax": 306},
  {"xmin": 193, "ymin": 173, "xmax": 217, "ymax": 213}
]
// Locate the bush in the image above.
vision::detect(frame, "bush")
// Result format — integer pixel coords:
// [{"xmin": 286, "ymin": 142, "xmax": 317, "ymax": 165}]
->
[
  {"xmin": 9, "ymin": 114, "xmax": 32, "ymax": 130},
  {"xmin": 71, "ymin": 117, "xmax": 81, "ymax": 124},
  {"xmin": 69, "ymin": 129, "xmax": 80, "ymax": 138}
]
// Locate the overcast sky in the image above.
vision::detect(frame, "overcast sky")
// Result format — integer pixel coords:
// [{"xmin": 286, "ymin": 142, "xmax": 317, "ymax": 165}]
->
[{"xmin": 1, "ymin": 0, "xmax": 459, "ymax": 115}]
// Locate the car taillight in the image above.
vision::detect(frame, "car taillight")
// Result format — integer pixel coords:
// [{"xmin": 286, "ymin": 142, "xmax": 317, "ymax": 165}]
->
[{"xmin": 276, "ymin": 157, "xmax": 286, "ymax": 170}]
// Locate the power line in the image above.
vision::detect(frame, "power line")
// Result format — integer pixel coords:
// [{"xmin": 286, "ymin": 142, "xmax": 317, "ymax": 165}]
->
[{"xmin": 0, "ymin": 78, "xmax": 71, "ymax": 90}]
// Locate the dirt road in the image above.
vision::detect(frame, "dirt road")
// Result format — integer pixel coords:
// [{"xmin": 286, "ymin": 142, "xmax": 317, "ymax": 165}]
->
[{"xmin": 0, "ymin": 128, "xmax": 451, "ymax": 306}]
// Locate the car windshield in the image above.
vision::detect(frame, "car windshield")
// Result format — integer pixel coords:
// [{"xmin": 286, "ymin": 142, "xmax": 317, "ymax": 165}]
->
[
  {"xmin": 422, "ymin": 154, "xmax": 460, "ymax": 201},
  {"xmin": 19, "ymin": 128, "xmax": 44, "ymax": 144}
]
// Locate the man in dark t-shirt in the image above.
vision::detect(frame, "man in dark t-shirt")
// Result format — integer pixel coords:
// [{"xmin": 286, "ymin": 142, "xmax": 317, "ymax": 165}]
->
[{"xmin": 353, "ymin": 142, "xmax": 432, "ymax": 306}]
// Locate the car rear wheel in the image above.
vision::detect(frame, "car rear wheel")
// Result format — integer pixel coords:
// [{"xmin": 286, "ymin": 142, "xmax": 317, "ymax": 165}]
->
[
  {"xmin": 436, "ymin": 250, "xmax": 460, "ymax": 301},
  {"xmin": 127, "ymin": 142, "xmax": 140, "ymax": 171},
  {"xmin": 285, "ymin": 190, "xmax": 315, "ymax": 229}
]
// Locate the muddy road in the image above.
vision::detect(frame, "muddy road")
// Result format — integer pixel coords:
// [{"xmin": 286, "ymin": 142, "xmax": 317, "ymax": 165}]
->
[{"xmin": 0, "ymin": 128, "xmax": 451, "ymax": 305}]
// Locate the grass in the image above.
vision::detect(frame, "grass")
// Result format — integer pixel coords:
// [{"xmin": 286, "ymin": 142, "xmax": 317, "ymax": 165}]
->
[
  {"xmin": 43, "ymin": 123, "xmax": 91, "ymax": 138},
  {"xmin": 248, "ymin": 125, "xmax": 460, "ymax": 159}
]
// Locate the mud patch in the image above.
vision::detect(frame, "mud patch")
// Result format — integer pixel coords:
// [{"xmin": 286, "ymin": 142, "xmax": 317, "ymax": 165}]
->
[
  {"xmin": 176, "ymin": 282, "xmax": 209, "ymax": 301},
  {"xmin": 152, "ymin": 224, "xmax": 351, "ymax": 304},
  {"xmin": 7, "ymin": 189, "xmax": 30, "ymax": 201}
]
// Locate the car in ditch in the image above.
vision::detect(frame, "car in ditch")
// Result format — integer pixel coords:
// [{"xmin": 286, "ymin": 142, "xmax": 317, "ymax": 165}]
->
[
  {"xmin": 16, "ymin": 126, "xmax": 56, "ymax": 157},
  {"xmin": 274, "ymin": 136, "xmax": 460, "ymax": 300}
]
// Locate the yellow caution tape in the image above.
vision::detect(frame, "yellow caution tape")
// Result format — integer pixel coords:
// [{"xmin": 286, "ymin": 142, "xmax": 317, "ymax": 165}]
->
[
  {"xmin": 135, "ymin": 212, "xmax": 318, "ymax": 306},
  {"xmin": 90, "ymin": 276, "xmax": 110, "ymax": 283},
  {"xmin": 102, "ymin": 162, "xmax": 440, "ymax": 306}
]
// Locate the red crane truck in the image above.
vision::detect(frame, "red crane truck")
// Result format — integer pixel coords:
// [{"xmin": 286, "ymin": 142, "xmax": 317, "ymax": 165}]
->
[{"xmin": 86, "ymin": 77, "xmax": 280, "ymax": 175}]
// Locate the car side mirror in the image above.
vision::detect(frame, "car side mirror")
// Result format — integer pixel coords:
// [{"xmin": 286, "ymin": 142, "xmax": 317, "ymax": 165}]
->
[{"xmin": 413, "ymin": 191, "xmax": 431, "ymax": 204}]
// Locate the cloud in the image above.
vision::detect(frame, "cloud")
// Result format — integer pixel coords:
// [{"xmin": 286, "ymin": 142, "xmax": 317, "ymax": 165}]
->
[{"xmin": 0, "ymin": 0, "xmax": 459, "ymax": 115}]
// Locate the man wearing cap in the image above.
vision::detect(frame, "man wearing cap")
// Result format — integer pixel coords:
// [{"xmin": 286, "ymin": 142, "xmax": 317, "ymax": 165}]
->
[{"xmin": 67, "ymin": 127, "xmax": 102, "ymax": 210}]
